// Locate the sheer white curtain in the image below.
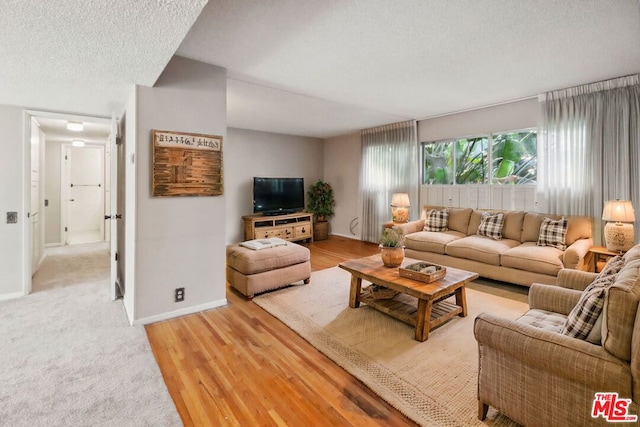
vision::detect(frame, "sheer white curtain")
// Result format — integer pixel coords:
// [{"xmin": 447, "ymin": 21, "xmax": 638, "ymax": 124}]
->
[
  {"xmin": 538, "ymin": 74, "xmax": 640, "ymax": 244},
  {"xmin": 360, "ymin": 121, "xmax": 419, "ymax": 243}
]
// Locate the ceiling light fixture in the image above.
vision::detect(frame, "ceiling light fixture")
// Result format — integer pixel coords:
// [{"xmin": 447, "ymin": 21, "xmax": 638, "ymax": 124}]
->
[
  {"xmin": 72, "ymin": 140, "xmax": 85, "ymax": 147},
  {"xmin": 67, "ymin": 121, "xmax": 84, "ymax": 131}
]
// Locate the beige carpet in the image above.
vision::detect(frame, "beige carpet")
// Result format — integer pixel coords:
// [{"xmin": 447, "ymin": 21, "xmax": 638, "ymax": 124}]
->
[
  {"xmin": 254, "ymin": 266, "xmax": 528, "ymax": 427},
  {"xmin": 0, "ymin": 243, "xmax": 181, "ymax": 426}
]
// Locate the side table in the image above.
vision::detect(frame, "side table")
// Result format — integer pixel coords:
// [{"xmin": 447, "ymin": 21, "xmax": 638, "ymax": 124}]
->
[{"xmin": 589, "ymin": 246, "xmax": 621, "ymax": 273}]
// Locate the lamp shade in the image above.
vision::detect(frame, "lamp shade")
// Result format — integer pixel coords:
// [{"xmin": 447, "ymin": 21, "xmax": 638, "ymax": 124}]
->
[
  {"xmin": 390, "ymin": 193, "xmax": 410, "ymax": 223},
  {"xmin": 602, "ymin": 200, "xmax": 635, "ymax": 223},
  {"xmin": 391, "ymin": 193, "xmax": 410, "ymax": 207}
]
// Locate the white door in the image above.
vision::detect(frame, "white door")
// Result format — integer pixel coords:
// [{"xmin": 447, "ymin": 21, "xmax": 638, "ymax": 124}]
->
[
  {"xmin": 108, "ymin": 114, "xmax": 119, "ymax": 300},
  {"xmin": 65, "ymin": 146, "xmax": 104, "ymax": 244}
]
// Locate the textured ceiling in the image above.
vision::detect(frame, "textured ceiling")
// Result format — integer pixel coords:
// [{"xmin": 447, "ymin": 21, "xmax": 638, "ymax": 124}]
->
[
  {"xmin": 178, "ymin": 0, "xmax": 640, "ymax": 137},
  {"xmin": 0, "ymin": 0, "xmax": 208, "ymax": 117},
  {"xmin": 1, "ymin": 1, "xmax": 639, "ymax": 139}
]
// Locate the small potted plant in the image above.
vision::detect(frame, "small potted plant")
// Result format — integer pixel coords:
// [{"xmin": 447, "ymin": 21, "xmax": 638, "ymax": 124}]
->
[
  {"xmin": 379, "ymin": 227, "xmax": 405, "ymax": 267},
  {"xmin": 307, "ymin": 180, "xmax": 335, "ymax": 240}
]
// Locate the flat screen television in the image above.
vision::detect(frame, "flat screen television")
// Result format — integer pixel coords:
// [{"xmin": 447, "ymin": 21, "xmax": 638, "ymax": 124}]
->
[{"xmin": 253, "ymin": 177, "xmax": 305, "ymax": 216}]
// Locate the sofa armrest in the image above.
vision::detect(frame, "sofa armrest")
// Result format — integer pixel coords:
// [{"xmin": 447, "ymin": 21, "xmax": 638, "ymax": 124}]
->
[
  {"xmin": 474, "ymin": 313, "xmax": 631, "ymax": 389},
  {"xmin": 556, "ymin": 268, "xmax": 598, "ymax": 291},
  {"xmin": 528, "ymin": 283, "xmax": 582, "ymax": 315},
  {"xmin": 393, "ymin": 220, "xmax": 424, "ymax": 236},
  {"xmin": 563, "ymin": 237, "xmax": 593, "ymax": 269}
]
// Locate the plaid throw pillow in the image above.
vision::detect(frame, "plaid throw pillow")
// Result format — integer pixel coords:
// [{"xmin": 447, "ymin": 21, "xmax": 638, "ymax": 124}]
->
[
  {"xmin": 560, "ymin": 256, "xmax": 624, "ymax": 340},
  {"xmin": 476, "ymin": 212, "xmax": 504, "ymax": 240},
  {"xmin": 560, "ymin": 285, "xmax": 607, "ymax": 340},
  {"xmin": 423, "ymin": 209, "xmax": 449, "ymax": 231},
  {"xmin": 537, "ymin": 217, "xmax": 568, "ymax": 250}
]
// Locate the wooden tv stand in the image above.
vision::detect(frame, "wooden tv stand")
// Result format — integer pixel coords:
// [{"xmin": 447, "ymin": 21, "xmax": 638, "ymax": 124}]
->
[{"xmin": 242, "ymin": 212, "xmax": 314, "ymax": 243}]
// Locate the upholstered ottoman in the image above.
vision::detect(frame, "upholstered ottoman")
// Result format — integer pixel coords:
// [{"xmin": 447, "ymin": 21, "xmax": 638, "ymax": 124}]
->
[{"xmin": 226, "ymin": 242, "xmax": 311, "ymax": 298}]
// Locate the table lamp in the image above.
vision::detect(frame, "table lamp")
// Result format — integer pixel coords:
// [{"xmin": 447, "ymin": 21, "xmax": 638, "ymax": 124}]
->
[
  {"xmin": 602, "ymin": 199, "xmax": 635, "ymax": 252},
  {"xmin": 391, "ymin": 193, "xmax": 410, "ymax": 223}
]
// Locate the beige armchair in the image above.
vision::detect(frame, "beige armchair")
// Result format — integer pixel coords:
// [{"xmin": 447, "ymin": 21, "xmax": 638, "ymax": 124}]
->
[{"xmin": 474, "ymin": 245, "xmax": 640, "ymax": 426}]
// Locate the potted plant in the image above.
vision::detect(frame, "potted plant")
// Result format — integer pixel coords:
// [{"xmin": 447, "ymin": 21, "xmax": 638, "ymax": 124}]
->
[
  {"xmin": 379, "ymin": 228, "xmax": 405, "ymax": 267},
  {"xmin": 307, "ymin": 180, "xmax": 335, "ymax": 241}
]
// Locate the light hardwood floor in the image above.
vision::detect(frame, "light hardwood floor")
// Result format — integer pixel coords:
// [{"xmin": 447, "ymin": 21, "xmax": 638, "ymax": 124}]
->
[{"xmin": 146, "ymin": 236, "xmax": 419, "ymax": 426}]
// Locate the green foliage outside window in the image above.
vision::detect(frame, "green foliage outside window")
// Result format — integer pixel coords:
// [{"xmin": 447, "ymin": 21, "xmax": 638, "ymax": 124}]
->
[
  {"xmin": 491, "ymin": 131, "xmax": 537, "ymax": 184},
  {"xmin": 422, "ymin": 130, "xmax": 536, "ymax": 185},
  {"xmin": 455, "ymin": 137, "xmax": 488, "ymax": 184}
]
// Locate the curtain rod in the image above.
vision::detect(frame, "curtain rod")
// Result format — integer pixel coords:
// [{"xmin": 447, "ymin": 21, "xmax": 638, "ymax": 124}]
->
[{"xmin": 416, "ymin": 95, "xmax": 537, "ymax": 122}]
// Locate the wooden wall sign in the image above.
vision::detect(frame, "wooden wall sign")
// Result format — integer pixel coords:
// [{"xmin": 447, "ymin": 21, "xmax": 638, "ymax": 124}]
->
[{"xmin": 152, "ymin": 130, "xmax": 223, "ymax": 197}]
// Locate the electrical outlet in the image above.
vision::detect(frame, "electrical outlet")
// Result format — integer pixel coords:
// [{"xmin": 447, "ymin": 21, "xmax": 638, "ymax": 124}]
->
[
  {"xmin": 6, "ymin": 212, "xmax": 17, "ymax": 224},
  {"xmin": 175, "ymin": 287, "xmax": 185, "ymax": 302}
]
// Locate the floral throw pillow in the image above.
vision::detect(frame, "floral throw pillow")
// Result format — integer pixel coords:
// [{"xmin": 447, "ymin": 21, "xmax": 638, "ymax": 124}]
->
[
  {"xmin": 537, "ymin": 217, "xmax": 569, "ymax": 250},
  {"xmin": 476, "ymin": 212, "xmax": 504, "ymax": 240},
  {"xmin": 423, "ymin": 209, "xmax": 449, "ymax": 232}
]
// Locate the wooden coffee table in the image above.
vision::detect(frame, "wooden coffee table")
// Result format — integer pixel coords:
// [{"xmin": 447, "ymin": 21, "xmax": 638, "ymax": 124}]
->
[{"xmin": 338, "ymin": 255, "xmax": 479, "ymax": 342}]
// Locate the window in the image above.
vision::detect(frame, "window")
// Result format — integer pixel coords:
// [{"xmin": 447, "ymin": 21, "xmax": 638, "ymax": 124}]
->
[
  {"xmin": 491, "ymin": 130, "xmax": 537, "ymax": 184},
  {"xmin": 422, "ymin": 129, "xmax": 536, "ymax": 185}
]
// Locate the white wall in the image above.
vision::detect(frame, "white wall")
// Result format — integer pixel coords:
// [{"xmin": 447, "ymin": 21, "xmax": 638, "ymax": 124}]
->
[
  {"xmin": 133, "ymin": 56, "xmax": 227, "ymax": 323},
  {"xmin": 418, "ymin": 98, "xmax": 539, "ymax": 142},
  {"xmin": 44, "ymin": 141, "xmax": 62, "ymax": 245},
  {"xmin": 0, "ymin": 105, "xmax": 25, "ymax": 299},
  {"xmin": 122, "ymin": 87, "xmax": 136, "ymax": 323},
  {"xmin": 225, "ymin": 128, "xmax": 324, "ymax": 244},
  {"xmin": 323, "ymin": 132, "xmax": 361, "ymax": 238}
]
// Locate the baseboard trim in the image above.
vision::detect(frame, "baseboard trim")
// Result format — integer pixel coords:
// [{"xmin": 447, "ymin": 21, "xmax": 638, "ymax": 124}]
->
[
  {"xmin": 329, "ymin": 232, "xmax": 362, "ymax": 240},
  {"xmin": 0, "ymin": 291, "xmax": 25, "ymax": 302},
  {"xmin": 132, "ymin": 298, "xmax": 228, "ymax": 326},
  {"xmin": 45, "ymin": 243, "xmax": 62, "ymax": 248}
]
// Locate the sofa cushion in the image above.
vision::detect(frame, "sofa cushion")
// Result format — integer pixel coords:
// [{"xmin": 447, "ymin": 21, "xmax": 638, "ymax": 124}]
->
[
  {"xmin": 445, "ymin": 235, "xmax": 520, "ymax": 265},
  {"xmin": 501, "ymin": 242, "xmax": 564, "ymax": 276},
  {"xmin": 522, "ymin": 212, "xmax": 592, "ymax": 245},
  {"xmin": 447, "ymin": 207, "xmax": 473, "ymax": 234},
  {"xmin": 602, "ymin": 257, "xmax": 640, "ymax": 361},
  {"xmin": 517, "ymin": 308, "xmax": 566, "ymax": 333},
  {"xmin": 467, "ymin": 210, "xmax": 523, "ymax": 240},
  {"xmin": 522, "ymin": 212, "xmax": 559, "ymax": 243},
  {"xmin": 424, "ymin": 209, "xmax": 449, "ymax": 231},
  {"xmin": 477, "ymin": 212, "xmax": 505, "ymax": 240},
  {"xmin": 404, "ymin": 231, "xmax": 465, "ymax": 254},
  {"xmin": 537, "ymin": 217, "xmax": 568, "ymax": 250},
  {"xmin": 467, "ymin": 210, "xmax": 486, "ymax": 236},
  {"xmin": 502, "ymin": 211, "xmax": 525, "ymax": 241}
]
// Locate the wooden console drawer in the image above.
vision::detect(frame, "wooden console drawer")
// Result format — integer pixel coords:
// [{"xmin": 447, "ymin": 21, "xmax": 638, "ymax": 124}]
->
[{"xmin": 294, "ymin": 224, "xmax": 311, "ymax": 239}]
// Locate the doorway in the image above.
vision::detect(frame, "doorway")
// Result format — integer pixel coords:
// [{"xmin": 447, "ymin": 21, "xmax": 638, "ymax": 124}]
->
[
  {"xmin": 26, "ymin": 110, "xmax": 121, "ymax": 301},
  {"xmin": 62, "ymin": 145, "xmax": 105, "ymax": 245}
]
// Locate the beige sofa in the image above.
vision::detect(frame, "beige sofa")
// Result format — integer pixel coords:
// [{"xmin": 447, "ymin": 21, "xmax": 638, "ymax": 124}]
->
[
  {"xmin": 474, "ymin": 244, "xmax": 640, "ymax": 426},
  {"xmin": 394, "ymin": 206, "xmax": 594, "ymax": 287}
]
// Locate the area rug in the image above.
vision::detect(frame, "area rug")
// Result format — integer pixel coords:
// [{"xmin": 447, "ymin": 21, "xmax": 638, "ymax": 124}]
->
[{"xmin": 253, "ymin": 266, "xmax": 528, "ymax": 427}]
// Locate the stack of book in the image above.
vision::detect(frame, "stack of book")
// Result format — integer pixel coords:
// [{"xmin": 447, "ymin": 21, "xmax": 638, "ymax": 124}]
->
[{"xmin": 240, "ymin": 237, "xmax": 288, "ymax": 251}]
